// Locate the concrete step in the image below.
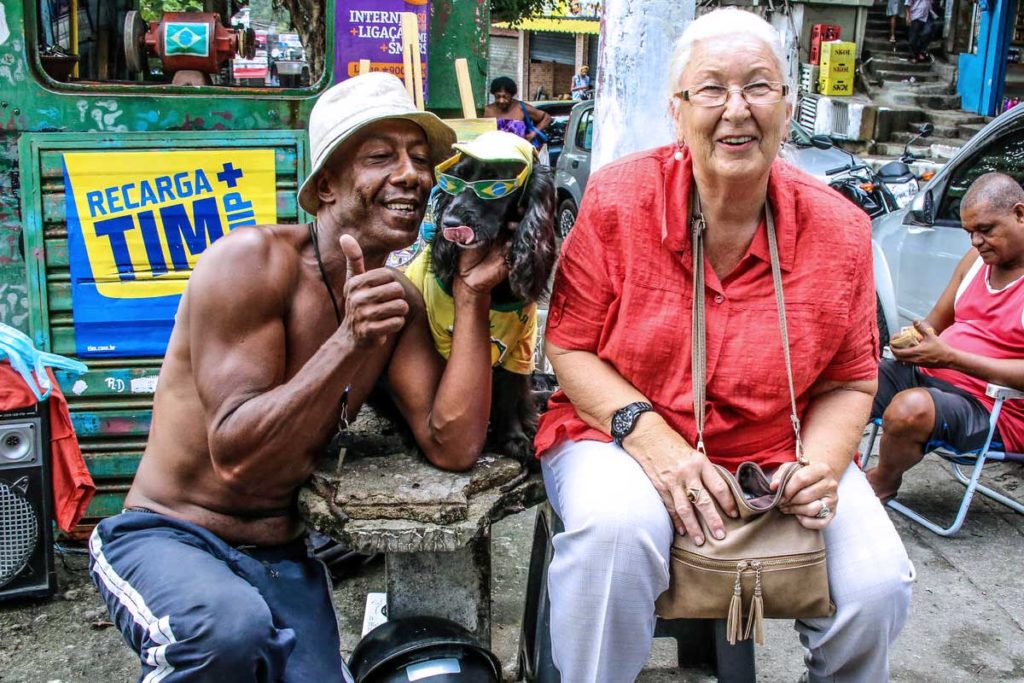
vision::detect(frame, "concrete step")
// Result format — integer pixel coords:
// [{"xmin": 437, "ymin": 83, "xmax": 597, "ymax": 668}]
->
[
  {"xmin": 890, "ymin": 132, "xmax": 965, "ymax": 148},
  {"xmin": 883, "ymin": 80, "xmax": 955, "ymax": 95},
  {"xmin": 880, "ymin": 91, "xmax": 962, "ymax": 109},
  {"xmin": 919, "ymin": 109, "xmax": 986, "ymax": 126},
  {"xmin": 864, "ymin": 27, "xmax": 898, "ymax": 39},
  {"xmin": 873, "ymin": 141, "xmax": 964, "ymax": 161},
  {"xmin": 863, "ymin": 36, "xmax": 942, "ymax": 53},
  {"xmin": 863, "ymin": 37, "xmax": 912, "ymax": 54},
  {"xmin": 906, "ymin": 121, "xmax": 960, "ymax": 138},
  {"xmin": 876, "ymin": 69, "xmax": 936, "ymax": 83},
  {"xmin": 868, "ymin": 56, "xmax": 934, "ymax": 72},
  {"xmin": 864, "ymin": 29, "xmax": 905, "ymax": 42},
  {"xmin": 861, "ymin": 154, "xmax": 945, "ymax": 177},
  {"xmin": 957, "ymin": 122, "xmax": 987, "ymax": 139}
]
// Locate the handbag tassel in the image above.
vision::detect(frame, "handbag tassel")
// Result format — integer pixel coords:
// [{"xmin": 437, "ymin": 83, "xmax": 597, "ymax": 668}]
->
[
  {"xmin": 726, "ymin": 561, "xmax": 747, "ymax": 645},
  {"xmin": 743, "ymin": 562, "xmax": 766, "ymax": 646}
]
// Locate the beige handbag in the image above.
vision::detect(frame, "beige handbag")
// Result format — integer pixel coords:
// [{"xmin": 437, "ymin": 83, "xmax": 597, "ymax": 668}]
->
[{"xmin": 654, "ymin": 188, "xmax": 834, "ymax": 644}]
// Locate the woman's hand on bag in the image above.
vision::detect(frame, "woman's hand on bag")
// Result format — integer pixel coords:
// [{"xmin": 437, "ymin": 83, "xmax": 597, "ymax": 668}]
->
[
  {"xmin": 626, "ymin": 424, "xmax": 738, "ymax": 544},
  {"xmin": 773, "ymin": 461, "xmax": 839, "ymax": 529}
]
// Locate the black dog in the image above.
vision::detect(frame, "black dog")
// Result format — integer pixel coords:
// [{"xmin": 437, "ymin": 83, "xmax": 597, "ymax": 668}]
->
[{"xmin": 430, "ymin": 154, "xmax": 557, "ymax": 462}]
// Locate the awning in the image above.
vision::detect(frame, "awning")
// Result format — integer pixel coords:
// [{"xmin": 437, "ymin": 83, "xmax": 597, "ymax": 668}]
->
[{"xmin": 493, "ymin": 17, "xmax": 600, "ymax": 35}]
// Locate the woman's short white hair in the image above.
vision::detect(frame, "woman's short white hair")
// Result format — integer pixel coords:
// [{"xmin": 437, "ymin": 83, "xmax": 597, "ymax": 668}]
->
[{"xmin": 668, "ymin": 8, "xmax": 793, "ymax": 98}]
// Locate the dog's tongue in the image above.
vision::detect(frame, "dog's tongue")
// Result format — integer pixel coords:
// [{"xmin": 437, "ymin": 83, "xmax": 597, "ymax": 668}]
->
[{"xmin": 442, "ymin": 226, "xmax": 476, "ymax": 245}]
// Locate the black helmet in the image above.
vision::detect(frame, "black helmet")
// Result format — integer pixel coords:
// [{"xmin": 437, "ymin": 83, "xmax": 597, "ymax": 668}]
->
[{"xmin": 348, "ymin": 617, "xmax": 502, "ymax": 683}]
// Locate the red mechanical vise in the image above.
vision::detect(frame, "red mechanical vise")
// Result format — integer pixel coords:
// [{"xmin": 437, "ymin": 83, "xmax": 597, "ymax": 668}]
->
[{"xmin": 123, "ymin": 11, "xmax": 256, "ymax": 85}]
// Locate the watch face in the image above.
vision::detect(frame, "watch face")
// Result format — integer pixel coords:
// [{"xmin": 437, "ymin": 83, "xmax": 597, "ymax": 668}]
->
[
  {"xmin": 612, "ymin": 402, "xmax": 651, "ymax": 441},
  {"xmin": 611, "ymin": 411, "xmax": 629, "ymax": 437}
]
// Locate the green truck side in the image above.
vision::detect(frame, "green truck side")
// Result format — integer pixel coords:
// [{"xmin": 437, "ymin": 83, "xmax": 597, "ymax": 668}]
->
[{"xmin": 0, "ymin": 1, "xmax": 490, "ymax": 527}]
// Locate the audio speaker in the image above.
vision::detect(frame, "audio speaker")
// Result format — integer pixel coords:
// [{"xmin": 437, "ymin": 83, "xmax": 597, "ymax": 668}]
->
[{"xmin": 0, "ymin": 401, "xmax": 56, "ymax": 600}]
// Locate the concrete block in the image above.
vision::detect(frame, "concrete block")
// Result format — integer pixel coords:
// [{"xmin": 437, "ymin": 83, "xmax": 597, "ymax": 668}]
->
[{"xmin": 387, "ymin": 539, "xmax": 493, "ymax": 648}]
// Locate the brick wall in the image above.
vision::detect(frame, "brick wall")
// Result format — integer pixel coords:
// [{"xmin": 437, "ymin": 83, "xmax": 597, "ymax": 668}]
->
[{"xmin": 527, "ymin": 61, "xmax": 576, "ymax": 100}]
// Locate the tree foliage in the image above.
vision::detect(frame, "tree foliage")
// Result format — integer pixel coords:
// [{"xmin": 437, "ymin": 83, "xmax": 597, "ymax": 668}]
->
[
  {"xmin": 490, "ymin": 0, "xmax": 551, "ymax": 24},
  {"xmin": 272, "ymin": 0, "xmax": 326, "ymax": 81},
  {"xmin": 138, "ymin": 0, "xmax": 204, "ymax": 22}
]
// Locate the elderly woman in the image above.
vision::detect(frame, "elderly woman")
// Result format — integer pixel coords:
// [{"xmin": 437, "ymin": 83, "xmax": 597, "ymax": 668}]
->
[{"xmin": 536, "ymin": 9, "xmax": 914, "ymax": 683}]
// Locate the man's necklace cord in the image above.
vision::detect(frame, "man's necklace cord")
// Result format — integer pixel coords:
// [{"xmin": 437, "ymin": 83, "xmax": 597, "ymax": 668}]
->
[{"xmin": 308, "ymin": 220, "xmax": 351, "ymax": 431}]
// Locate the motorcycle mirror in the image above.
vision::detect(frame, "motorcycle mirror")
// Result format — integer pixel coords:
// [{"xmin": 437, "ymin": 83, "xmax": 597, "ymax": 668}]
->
[
  {"xmin": 917, "ymin": 122, "xmax": 934, "ymax": 138},
  {"xmin": 810, "ymin": 134, "xmax": 833, "ymax": 150},
  {"xmin": 909, "ymin": 189, "xmax": 933, "ymax": 224}
]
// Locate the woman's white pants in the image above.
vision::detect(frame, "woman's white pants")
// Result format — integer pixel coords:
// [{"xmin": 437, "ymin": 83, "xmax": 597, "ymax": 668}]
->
[{"xmin": 541, "ymin": 439, "xmax": 915, "ymax": 683}]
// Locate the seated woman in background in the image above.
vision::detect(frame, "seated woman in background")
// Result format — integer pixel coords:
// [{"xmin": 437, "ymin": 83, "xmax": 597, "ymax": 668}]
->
[{"xmin": 484, "ymin": 76, "xmax": 552, "ymax": 153}]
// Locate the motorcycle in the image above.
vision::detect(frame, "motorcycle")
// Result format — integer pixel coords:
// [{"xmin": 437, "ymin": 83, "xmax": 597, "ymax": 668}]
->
[
  {"xmin": 875, "ymin": 122, "xmax": 935, "ymax": 209},
  {"xmin": 810, "ymin": 134, "xmax": 898, "ymax": 219}
]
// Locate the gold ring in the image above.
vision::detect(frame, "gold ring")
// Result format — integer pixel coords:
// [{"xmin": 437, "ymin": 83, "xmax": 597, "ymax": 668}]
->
[{"xmin": 686, "ymin": 487, "xmax": 703, "ymax": 504}]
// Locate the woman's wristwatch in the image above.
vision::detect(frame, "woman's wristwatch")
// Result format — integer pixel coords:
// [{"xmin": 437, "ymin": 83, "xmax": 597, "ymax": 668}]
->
[{"xmin": 611, "ymin": 401, "xmax": 654, "ymax": 447}]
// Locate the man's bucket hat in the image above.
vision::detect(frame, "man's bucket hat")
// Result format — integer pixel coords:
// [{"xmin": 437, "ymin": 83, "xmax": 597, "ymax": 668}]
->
[{"xmin": 298, "ymin": 73, "xmax": 457, "ymax": 214}]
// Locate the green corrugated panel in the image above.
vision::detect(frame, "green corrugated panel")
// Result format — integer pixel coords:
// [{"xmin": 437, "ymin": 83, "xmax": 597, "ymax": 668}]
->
[
  {"xmin": 428, "ymin": 0, "xmax": 492, "ymax": 115},
  {"xmin": 83, "ymin": 489, "xmax": 135, "ymax": 521},
  {"xmin": 54, "ymin": 367, "xmax": 161, "ymax": 398},
  {"xmin": 20, "ymin": 131, "xmax": 309, "ymax": 512},
  {"xmin": 84, "ymin": 453, "xmax": 144, "ymax": 478}
]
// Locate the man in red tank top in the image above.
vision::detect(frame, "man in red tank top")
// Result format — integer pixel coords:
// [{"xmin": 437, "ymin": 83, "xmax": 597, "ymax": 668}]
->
[{"xmin": 868, "ymin": 172, "xmax": 1024, "ymax": 501}]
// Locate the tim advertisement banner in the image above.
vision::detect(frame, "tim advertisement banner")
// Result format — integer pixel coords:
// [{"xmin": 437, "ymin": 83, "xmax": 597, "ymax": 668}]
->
[
  {"xmin": 62, "ymin": 150, "xmax": 277, "ymax": 358},
  {"xmin": 336, "ymin": 0, "xmax": 429, "ymax": 92}
]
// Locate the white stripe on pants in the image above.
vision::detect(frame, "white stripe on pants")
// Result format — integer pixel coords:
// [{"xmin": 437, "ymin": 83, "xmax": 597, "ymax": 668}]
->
[{"xmin": 541, "ymin": 439, "xmax": 915, "ymax": 683}]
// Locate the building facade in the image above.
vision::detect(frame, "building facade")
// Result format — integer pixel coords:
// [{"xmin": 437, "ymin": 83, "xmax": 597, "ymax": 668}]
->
[{"xmin": 490, "ymin": 0, "xmax": 600, "ymax": 101}]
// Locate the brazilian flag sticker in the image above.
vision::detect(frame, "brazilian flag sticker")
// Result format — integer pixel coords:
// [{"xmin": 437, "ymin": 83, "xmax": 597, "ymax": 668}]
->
[{"xmin": 164, "ymin": 22, "xmax": 210, "ymax": 57}]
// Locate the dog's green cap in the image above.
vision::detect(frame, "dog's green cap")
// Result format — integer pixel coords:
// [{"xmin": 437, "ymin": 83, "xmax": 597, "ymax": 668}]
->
[{"xmin": 447, "ymin": 130, "xmax": 536, "ymax": 175}]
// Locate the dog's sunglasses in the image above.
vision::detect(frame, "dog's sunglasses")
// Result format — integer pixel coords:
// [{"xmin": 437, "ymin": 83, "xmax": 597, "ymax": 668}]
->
[{"xmin": 434, "ymin": 154, "xmax": 530, "ymax": 200}]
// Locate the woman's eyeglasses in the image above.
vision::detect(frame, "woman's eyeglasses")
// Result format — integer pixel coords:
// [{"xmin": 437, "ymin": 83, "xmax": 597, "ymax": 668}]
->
[
  {"xmin": 676, "ymin": 81, "xmax": 789, "ymax": 108},
  {"xmin": 434, "ymin": 154, "xmax": 530, "ymax": 200}
]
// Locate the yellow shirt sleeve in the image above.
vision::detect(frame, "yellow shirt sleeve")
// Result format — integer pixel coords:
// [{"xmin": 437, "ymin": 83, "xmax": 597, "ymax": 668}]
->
[
  {"xmin": 404, "ymin": 249, "xmax": 429, "ymax": 293},
  {"xmin": 498, "ymin": 304, "xmax": 538, "ymax": 375}
]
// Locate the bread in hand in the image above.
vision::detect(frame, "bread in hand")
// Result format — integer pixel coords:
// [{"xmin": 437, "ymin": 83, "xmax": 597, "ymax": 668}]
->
[{"xmin": 890, "ymin": 325, "xmax": 924, "ymax": 349}]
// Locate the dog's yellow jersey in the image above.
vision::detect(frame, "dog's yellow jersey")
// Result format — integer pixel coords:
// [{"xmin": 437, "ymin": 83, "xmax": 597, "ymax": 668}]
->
[{"xmin": 404, "ymin": 247, "xmax": 537, "ymax": 375}]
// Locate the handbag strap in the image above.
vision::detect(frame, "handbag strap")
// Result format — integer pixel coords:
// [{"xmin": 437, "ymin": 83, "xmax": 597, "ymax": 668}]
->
[
  {"xmin": 520, "ymin": 100, "xmax": 537, "ymax": 133},
  {"xmin": 690, "ymin": 185, "xmax": 806, "ymax": 465}
]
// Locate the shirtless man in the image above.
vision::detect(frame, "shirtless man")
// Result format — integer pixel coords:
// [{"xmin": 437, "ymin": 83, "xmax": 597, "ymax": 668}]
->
[{"xmin": 88, "ymin": 73, "xmax": 506, "ymax": 682}]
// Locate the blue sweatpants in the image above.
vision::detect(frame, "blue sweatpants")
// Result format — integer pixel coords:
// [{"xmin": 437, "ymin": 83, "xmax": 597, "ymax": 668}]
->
[{"xmin": 89, "ymin": 510, "xmax": 353, "ymax": 683}]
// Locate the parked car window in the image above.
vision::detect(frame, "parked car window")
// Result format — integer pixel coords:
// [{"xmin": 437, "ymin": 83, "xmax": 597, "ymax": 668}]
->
[
  {"xmin": 937, "ymin": 128, "xmax": 1024, "ymax": 223},
  {"xmin": 33, "ymin": 1, "xmax": 323, "ymax": 90},
  {"xmin": 531, "ymin": 100, "xmax": 575, "ymax": 167},
  {"xmin": 575, "ymin": 108, "xmax": 594, "ymax": 152}
]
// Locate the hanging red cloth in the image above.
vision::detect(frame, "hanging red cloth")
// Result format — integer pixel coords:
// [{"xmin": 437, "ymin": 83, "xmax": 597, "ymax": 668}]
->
[{"xmin": 0, "ymin": 361, "xmax": 94, "ymax": 531}]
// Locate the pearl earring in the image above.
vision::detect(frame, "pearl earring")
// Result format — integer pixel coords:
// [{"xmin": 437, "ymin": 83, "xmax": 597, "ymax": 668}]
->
[{"xmin": 674, "ymin": 141, "xmax": 685, "ymax": 161}]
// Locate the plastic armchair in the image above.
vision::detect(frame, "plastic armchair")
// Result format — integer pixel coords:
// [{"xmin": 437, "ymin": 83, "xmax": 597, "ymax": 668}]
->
[{"xmin": 861, "ymin": 380, "xmax": 1024, "ymax": 536}]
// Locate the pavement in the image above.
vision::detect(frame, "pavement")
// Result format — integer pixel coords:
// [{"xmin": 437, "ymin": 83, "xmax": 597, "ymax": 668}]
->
[{"xmin": 1, "ymin": 429, "xmax": 1023, "ymax": 682}]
